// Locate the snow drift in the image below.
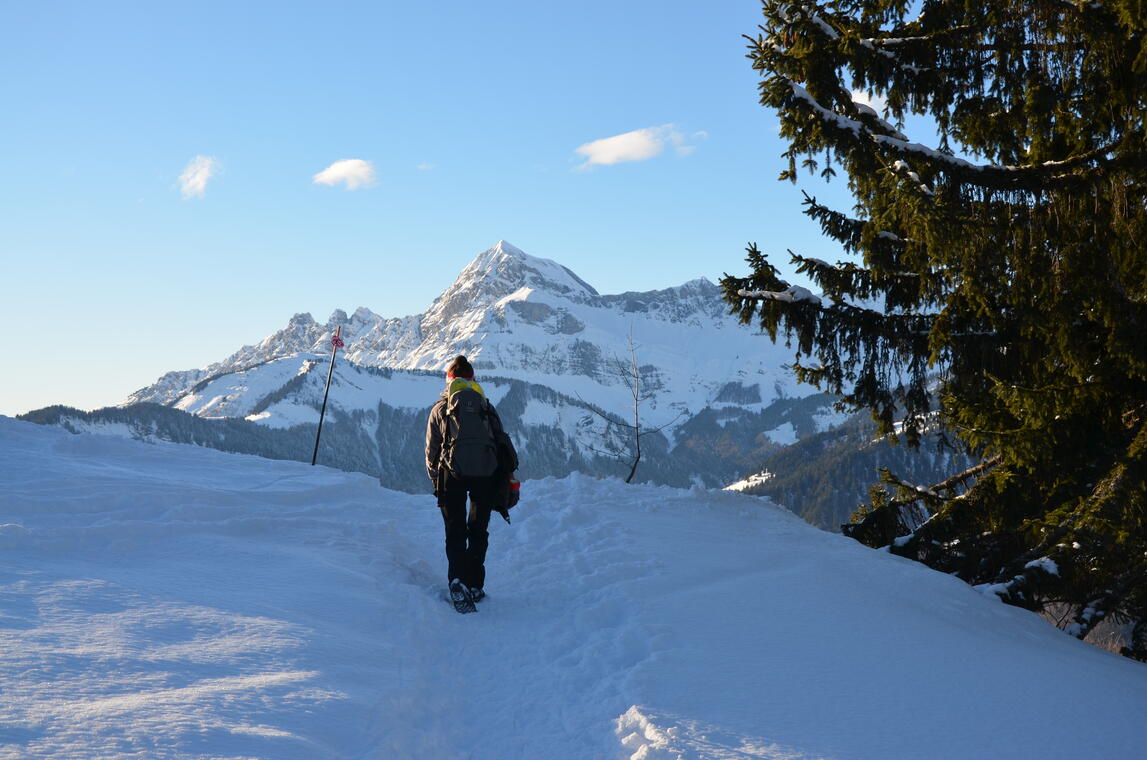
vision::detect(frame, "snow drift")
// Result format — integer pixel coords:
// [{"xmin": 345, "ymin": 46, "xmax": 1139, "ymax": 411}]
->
[{"xmin": 1, "ymin": 417, "xmax": 1145, "ymax": 759}]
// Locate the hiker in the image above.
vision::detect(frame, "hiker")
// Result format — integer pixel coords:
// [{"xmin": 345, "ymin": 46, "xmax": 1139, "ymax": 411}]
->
[{"xmin": 425, "ymin": 355, "xmax": 517, "ymax": 613}]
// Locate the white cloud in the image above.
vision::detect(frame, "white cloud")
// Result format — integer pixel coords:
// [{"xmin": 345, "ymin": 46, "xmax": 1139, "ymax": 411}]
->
[
  {"xmin": 671, "ymin": 129, "xmax": 708, "ymax": 157},
  {"xmin": 574, "ymin": 124, "xmax": 703, "ymax": 170},
  {"xmin": 416, "ymin": 162, "xmax": 436, "ymax": 171},
  {"xmin": 178, "ymin": 155, "xmax": 220, "ymax": 199},
  {"xmin": 313, "ymin": 159, "xmax": 377, "ymax": 190}
]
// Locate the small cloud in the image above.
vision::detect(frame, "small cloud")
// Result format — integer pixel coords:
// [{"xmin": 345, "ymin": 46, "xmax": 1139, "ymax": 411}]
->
[
  {"xmin": 574, "ymin": 124, "xmax": 703, "ymax": 170},
  {"xmin": 313, "ymin": 159, "xmax": 376, "ymax": 190},
  {"xmin": 178, "ymin": 155, "xmax": 220, "ymax": 199},
  {"xmin": 416, "ymin": 162, "xmax": 436, "ymax": 171},
  {"xmin": 670, "ymin": 130, "xmax": 707, "ymax": 157},
  {"xmin": 851, "ymin": 89, "xmax": 888, "ymax": 113}
]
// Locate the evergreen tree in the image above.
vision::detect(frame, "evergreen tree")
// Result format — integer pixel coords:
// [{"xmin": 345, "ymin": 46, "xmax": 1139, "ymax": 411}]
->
[{"xmin": 721, "ymin": 0, "xmax": 1147, "ymax": 657}]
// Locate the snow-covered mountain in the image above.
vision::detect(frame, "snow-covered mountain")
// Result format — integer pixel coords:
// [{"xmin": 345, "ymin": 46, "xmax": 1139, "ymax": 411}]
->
[
  {"xmin": 68, "ymin": 241, "xmax": 843, "ymax": 492},
  {"xmin": 126, "ymin": 241, "xmax": 802, "ymax": 430},
  {"xmin": 4, "ymin": 416, "xmax": 1145, "ymax": 759}
]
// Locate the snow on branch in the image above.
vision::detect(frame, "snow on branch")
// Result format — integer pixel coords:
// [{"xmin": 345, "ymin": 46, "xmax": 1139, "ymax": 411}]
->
[
  {"xmin": 855, "ymin": 32, "xmax": 933, "ymax": 74},
  {"xmin": 975, "ymin": 553, "xmax": 1064, "ymax": 608},
  {"xmin": 786, "ymin": 81, "xmax": 1120, "ymax": 185},
  {"xmin": 852, "ymin": 100, "xmax": 908, "ymax": 141},
  {"xmin": 802, "ymin": 5, "xmax": 840, "ymax": 40},
  {"xmin": 1024, "ymin": 557, "xmax": 1061, "ymax": 577},
  {"xmin": 858, "ymin": 38, "xmax": 898, "ymax": 62},
  {"xmin": 775, "ymin": 4, "xmax": 839, "ymax": 39},
  {"xmin": 737, "ymin": 285, "xmax": 823, "ymax": 305},
  {"xmin": 789, "ymin": 82, "xmax": 875, "ymax": 138},
  {"xmin": 859, "ymin": 24, "xmax": 977, "ymax": 48},
  {"xmin": 891, "ymin": 159, "xmax": 935, "ymax": 197},
  {"xmin": 888, "ymin": 457, "xmax": 1000, "ymax": 509}
]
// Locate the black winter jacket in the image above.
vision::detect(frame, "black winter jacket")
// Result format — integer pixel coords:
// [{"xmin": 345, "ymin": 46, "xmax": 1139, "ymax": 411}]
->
[{"xmin": 425, "ymin": 381, "xmax": 510, "ymax": 488}]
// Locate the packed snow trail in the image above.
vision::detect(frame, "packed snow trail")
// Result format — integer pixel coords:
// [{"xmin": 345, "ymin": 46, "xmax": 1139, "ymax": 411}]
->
[{"xmin": 1, "ymin": 418, "xmax": 1145, "ymax": 759}]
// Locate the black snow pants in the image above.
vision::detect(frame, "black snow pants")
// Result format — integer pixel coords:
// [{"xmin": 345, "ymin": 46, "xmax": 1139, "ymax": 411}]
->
[{"xmin": 437, "ymin": 474, "xmax": 495, "ymax": 590}]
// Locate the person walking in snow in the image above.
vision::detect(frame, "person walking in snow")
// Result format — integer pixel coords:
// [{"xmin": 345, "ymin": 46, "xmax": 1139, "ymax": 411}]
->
[{"xmin": 425, "ymin": 355, "xmax": 517, "ymax": 613}]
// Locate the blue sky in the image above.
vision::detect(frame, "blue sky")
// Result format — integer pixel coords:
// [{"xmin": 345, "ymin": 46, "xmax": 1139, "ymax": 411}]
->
[{"xmin": 1, "ymin": 0, "xmax": 856, "ymax": 415}]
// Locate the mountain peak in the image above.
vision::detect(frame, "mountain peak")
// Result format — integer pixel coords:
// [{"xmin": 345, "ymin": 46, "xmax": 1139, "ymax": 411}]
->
[
  {"xmin": 462, "ymin": 241, "xmax": 599, "ymax": 301},
  {"xmin": 126, "ymin": 240, "xmax": 755, "ymax": 412},
  {"xmin": 288, "ymin": 312, "xmax": 315, "ymax": 326},
  {"xmin": 492, "ymin": 239, "xmax": 525, "ymax": 257}
]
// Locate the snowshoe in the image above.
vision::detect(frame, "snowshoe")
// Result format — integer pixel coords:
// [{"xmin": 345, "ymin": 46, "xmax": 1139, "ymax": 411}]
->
[{"xmin": 449, "ymin": 579, "xmax": 477, "ymax": 614}]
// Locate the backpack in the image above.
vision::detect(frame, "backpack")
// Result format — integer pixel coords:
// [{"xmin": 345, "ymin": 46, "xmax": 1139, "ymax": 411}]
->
[
  {"xmin": 440, "ymin": 383, "xmax": 498, "ymax": 479},
  {"xmin": 491, "ymin": 429, "xmax": 521, "ymax": 522}
]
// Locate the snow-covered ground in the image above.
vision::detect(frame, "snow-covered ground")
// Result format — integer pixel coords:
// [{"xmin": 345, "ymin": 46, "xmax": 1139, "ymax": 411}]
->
[{"xmin": 2, "ymin": 417, "xmax": 1145, "ymax": 760}]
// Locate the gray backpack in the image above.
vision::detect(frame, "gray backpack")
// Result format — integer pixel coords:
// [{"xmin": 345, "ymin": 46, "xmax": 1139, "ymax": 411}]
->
[{"xmin": 441, "ymin": 386, "xmax": 498, "ymax": 479}]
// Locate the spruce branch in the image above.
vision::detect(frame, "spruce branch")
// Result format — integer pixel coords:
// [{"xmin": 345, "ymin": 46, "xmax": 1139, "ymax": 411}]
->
[{"xmin": 783, "ymin": 78, "xmax": 1132, "ymax": 192}]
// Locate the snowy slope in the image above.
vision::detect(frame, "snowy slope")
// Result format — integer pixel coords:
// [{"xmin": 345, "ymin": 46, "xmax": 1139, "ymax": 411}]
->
[
  {"xmin": 3, "ymin": 418, "xmax": 1145, "ymax": 760},
  {"xmin": 163, "ymin": 354, "xmax": 577, "ymax": 426},
  {"xmin": 168, "ymin": 356, "xmax": 442, "ymax": 425}
]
